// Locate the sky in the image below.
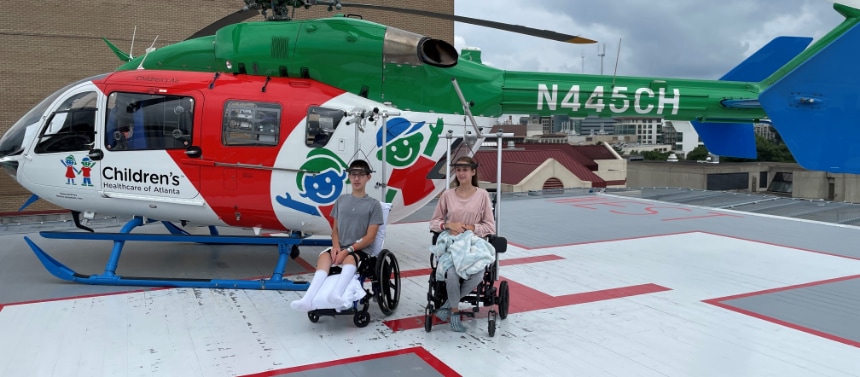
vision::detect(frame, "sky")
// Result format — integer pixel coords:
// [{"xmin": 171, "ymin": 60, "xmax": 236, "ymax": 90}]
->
[{"xmin": 453, "ymin": 0, "xmax": 859, "ymax": 79}]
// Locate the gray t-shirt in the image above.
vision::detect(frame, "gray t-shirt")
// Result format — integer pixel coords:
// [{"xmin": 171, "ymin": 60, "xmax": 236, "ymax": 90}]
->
[{"xmin": 330, "ymin": 194, "xmax": 384, "ymax": 253}]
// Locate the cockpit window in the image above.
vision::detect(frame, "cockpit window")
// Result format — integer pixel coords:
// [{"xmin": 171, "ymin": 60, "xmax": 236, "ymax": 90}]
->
[
  {"xmin": 34, "ymin": 91, "xmax": 98, "ymax": 154},
  {"xmin": 1, "ymin": 74, "xmax": 106, "ymax": 157}
]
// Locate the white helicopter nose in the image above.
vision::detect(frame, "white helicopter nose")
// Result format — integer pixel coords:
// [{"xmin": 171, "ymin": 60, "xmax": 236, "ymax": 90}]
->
[
  {"xmin": 0, "ymin": 123, "xmax": 26, "ymax": 179},
  {"xmin": 0, "ymin": 152, "xmax": 21, "ymax": 179}
]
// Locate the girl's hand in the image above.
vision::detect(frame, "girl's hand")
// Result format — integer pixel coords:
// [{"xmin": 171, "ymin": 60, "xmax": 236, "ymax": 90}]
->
[{"xmin": 447, "ymin": 222, "xmax": 465, "ymax": 235}]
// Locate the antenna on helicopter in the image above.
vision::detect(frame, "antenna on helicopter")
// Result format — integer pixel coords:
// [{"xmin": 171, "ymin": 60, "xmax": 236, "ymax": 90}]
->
[
  {"xmin": 136, "ymin": 35, "xmax": 159, "ymax": 70},
  {"xmin": 129, "ymin": 26, "xmax": 137, "ymax": 59},
  {"xmin": 612, "ymin": 38, "xmax": 622, "ymax": 86},
  {"xmin": 581, "ymin": 50, "xmax": 585, "ymax": 74},
  {"xmin": 598, "ymin": 43, "xmax": 606, "ymax": 75}
]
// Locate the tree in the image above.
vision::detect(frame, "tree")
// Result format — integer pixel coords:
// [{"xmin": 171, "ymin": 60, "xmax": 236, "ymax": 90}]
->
[
  {"xmin": 685, "ymin": 145, "xmax": 709, "ymax": 161},
  {"xmin": 721, "ymin": 135, "xmax": 795, "ymax": 163},
  {"xmin": 642, "ymin": 150, "xmax": 672, "ymax": 160}
]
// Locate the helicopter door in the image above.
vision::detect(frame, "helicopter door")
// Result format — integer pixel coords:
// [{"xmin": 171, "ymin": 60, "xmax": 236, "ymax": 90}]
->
[
  {"xmin": 17, "ymin": 85, "xmax": 100, "ymax": 205},
  {"xmin": 98, "ymin": 91, "xmax": 201, "ymax": 202}
]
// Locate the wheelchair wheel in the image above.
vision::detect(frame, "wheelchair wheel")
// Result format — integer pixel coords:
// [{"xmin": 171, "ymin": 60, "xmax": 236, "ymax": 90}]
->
[
  {"xmin": 308, "ymin": 312, "xmax": 319, "ymax": 323},
  {"xmin": 353, "ymin": 311, "xmax": 371, "ymax": 327},
  {"xmin": 499, "ymin": 280, "xmax": 510, "ymax": 319},
  {"xmin": 427, "ymin": 275, "xmax": 442, "ymax": 308},
  {"xmin": 375, "ymin": 249, "xmax": 401, "ymax": 315},
  {"xmin": 424, "ymin": 304, "xmax": 434, "ymax": 333},
  {"xmin": 488, "ymin": 310, "xmax": 497, "ymax": 337}
]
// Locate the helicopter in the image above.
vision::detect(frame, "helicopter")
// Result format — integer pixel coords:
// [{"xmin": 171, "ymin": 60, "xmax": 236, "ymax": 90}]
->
[{"xmin": 2, "ymin": 0, "xmax": 860, "ymax": 290}]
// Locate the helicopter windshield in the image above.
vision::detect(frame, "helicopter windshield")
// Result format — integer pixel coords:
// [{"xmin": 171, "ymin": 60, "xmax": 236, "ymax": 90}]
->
[{"xmin": 0, "ymin": 74, "xmax": 107, "ymax": 158}]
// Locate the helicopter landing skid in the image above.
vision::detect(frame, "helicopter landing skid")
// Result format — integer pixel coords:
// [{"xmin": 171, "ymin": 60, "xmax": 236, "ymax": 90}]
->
[{"xmin": 23, "ymin": 216, "xmax": 330, "ymax": 290}]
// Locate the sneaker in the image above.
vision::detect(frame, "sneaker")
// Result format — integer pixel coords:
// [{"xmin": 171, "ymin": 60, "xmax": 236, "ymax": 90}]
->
[{"xmin": 449, "ymin": 312, "xmax": 466, "ymax": 332}]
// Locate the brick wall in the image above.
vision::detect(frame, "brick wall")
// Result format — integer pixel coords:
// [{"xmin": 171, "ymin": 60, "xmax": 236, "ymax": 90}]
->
[{"xmin": 0, "ymin": 0, "xmax": 454, "ymax": 213}]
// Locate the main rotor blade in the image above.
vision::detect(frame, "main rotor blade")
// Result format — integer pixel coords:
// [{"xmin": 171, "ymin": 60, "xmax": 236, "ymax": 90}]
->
[
  {"xmin": 339, "ymin": 2, "xmax": 596, "ymax": 44},
  {"xmin": 187, "ymin": 8, "xmax": 261, "ymax": 40}
]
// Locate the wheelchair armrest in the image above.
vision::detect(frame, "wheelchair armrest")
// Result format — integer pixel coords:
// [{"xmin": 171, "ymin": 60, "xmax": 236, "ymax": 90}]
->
[
  {"xmin": 487, "ymin": 235, "xmax": 507, "ymax": 253},
  {"xmin": 430, "ymin": 231, "xmax": 440, "ymax": 245}
]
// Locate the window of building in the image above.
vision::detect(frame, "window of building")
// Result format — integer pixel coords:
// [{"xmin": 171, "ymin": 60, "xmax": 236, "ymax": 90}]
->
[
  {"xmin": 768, "ymin": 172, "xmax": 792, "ymax": 194},
  {"xmin": 223, "ymin": 101, "xmax": 280, "ymax": 146}
]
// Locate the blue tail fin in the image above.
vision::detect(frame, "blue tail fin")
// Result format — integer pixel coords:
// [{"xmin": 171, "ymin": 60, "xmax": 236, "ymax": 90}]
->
[
  {"xmin": 760, "ymin": 16, "xmax": 860, "ymax": 173},
  {"xmin": 693, "ymin": 36, "xmax": 812, "ymax": 158}
]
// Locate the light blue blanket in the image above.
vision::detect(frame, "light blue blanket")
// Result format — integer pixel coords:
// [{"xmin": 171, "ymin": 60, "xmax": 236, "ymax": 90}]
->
[{"xmin": 430, "ymin": 230, "xmax": 496, "ymax": 280}]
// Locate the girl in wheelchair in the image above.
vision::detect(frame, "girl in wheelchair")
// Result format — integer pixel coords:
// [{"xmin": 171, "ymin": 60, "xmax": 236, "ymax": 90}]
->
[
  {"xmin": 429, "ymin": 156, "xmax": 496, "ymax": 332},
  {"xmin": 290, "ymin": 159, "xmax": 384, "ymax": 312}
]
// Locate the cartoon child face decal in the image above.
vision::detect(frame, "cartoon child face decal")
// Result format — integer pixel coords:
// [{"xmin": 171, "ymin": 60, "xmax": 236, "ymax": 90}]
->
[
  {"xmin": 277, "ymin": 148, "xmax": 349, "ymax": 218},
  {"xmin": 80, "ymin": 157, "xmax": 95, "ymax": 169},
  {"xmin": 376, "ymin": 118, "xmax": 425, "ymax": 168},
  {"xmin": 299, "ymin": 168, "xmax": 346, "ymax": 203}
]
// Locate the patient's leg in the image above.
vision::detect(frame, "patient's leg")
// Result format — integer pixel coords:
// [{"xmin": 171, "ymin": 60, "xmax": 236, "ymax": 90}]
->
[
  {"xmin": 460, "ymin": 272, "xmax": 483, "ymax": 298},
  {"xmin": 327, "ymin": 253, "xmax": 359, "ymax": 307},
  {"xmin": 327, "ymin": 263, "xmax": 357, "ymax": 307},
  {"xmin": 291, "ymin": 249, "xmax": 333, "ymax": 312},
  {"xmin": 290, "ymin": 269, "xmax": 328, "ymax": 312}
]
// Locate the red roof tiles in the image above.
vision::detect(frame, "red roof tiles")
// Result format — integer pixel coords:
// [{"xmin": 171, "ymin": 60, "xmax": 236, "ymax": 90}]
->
[{"xmin": 474, "ymin": 144, "xmax": 615, "ymax": 188}]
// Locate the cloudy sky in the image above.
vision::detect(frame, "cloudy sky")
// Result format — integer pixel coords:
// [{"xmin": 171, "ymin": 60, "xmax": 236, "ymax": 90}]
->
[{"xmin": 453, "ymin": 0, "xmax": 857, "ymax": 79}]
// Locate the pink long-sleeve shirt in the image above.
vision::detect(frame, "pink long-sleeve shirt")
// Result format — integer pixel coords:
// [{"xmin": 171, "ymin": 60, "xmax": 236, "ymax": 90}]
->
[{"xmin": 430, "ymin": 187, "xmax": 496, "ymax": 237}]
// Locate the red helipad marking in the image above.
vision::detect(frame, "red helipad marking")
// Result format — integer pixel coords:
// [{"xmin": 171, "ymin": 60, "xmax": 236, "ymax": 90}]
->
[
  {"xmin": 704, "ymin": 274, "xmax": 860, "ymax": 348},
  {"xmin": 513, "ymin": 230, "xmax": 698, "ymax": 250},
  {"xmin": 0, "ymin": 288, "xmax": 156, "ymax": 313},
  {"xmin": 399, "ymin": 254, "xmax": 564, "ymax": 278},
  {"xmin": 549, "ymin": 197, "xmax": 743, "ymax": 221},
  {"xmin": 238, "ymin": 346, "xmax": 460, "ymax": 377},
  {"xmin": 292, "ymin": 257, "xmax": 316, "ymax": 273},
  {"xmin": 384, "ymin": 279, "xmax": 671, "ymax": 331}
]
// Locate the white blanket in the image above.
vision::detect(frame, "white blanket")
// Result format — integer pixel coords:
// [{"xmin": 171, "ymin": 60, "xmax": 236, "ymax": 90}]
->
[{"xmin": 309, "ymin": 274, "xmax": 367, "ymax": 311}]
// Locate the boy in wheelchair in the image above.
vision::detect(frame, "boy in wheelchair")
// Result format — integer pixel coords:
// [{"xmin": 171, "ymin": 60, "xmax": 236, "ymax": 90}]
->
[
  {"xmin": 428, "ymin": 156, "xmax": 497, "ymax": 332},
  {"xmin": 290, "ymin": 160, "xmax": 384, "ymax": 312}
]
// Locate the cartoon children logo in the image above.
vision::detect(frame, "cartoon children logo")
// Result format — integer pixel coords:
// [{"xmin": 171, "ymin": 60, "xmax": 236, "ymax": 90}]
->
[
  {"xmin": 79, "ymin": 157, "xmax": 96, "ymax": 187},
  {"xmin": 377, "ymin": 117, "xmax": 444, "ymax": 205},
  {"xmin": 276, "ymin": 148, "xmax": 348, "ymax": 226},
  {"xmin": 60, "ymin": 154, "xmax": 96, "ymax": 187},
  {"xmin": 61, "ymin": 155, "xmax": 78, "ymax": 185}
]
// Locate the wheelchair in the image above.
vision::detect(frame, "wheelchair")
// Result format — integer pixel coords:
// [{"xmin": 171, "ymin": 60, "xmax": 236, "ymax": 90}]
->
[
  {"xmin": 423, "ymin": 232, "xmax": 510, "ymax": 337},
  {"xmin": 306, "ymin": 202, "xmax": 401, "ymax": 327},
  {"xmin": 306, "ymin": 248, "xmax": 401, "ymax": 327}
]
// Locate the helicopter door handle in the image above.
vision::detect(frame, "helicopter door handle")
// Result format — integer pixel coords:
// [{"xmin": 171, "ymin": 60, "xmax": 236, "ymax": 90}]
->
[
  {"xmin": 185, "ymin": 146, "xmax": 202, "ymax": 158},
  {"xmin": 88, "ymin": 149, "xmax": 104, "ymax": 161}
]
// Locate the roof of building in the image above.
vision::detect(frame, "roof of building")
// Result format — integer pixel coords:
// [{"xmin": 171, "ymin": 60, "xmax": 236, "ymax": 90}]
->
[
  {"xmin": 474, "ymin": 147, "xmax": 608, "ymax": 187},
  {"xmin": 516, "ymin": 143, "xmax": 617, "ymax": 170},
  {"xmin": 489, "ymin": 124, "xmax": 527, "ymax": 138}
]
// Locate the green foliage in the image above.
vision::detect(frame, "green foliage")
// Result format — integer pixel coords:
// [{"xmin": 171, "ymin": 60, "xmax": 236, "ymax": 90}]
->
[
  {"xmin": 685, "ymin": 145, "xmax": 709, "ymax": 161},
  {"xmin": 721, "ymin": 135, "xmax": 796, "ymax": 163},
  {"xmin": 642, "ymin": 150, "xmax": 672, "ymax": 160}
]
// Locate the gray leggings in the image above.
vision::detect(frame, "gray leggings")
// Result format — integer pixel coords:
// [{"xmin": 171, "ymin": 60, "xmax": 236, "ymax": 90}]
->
[{"xmin": 444, "ymin": 266, "xmax": 483, "ymax": 309}]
